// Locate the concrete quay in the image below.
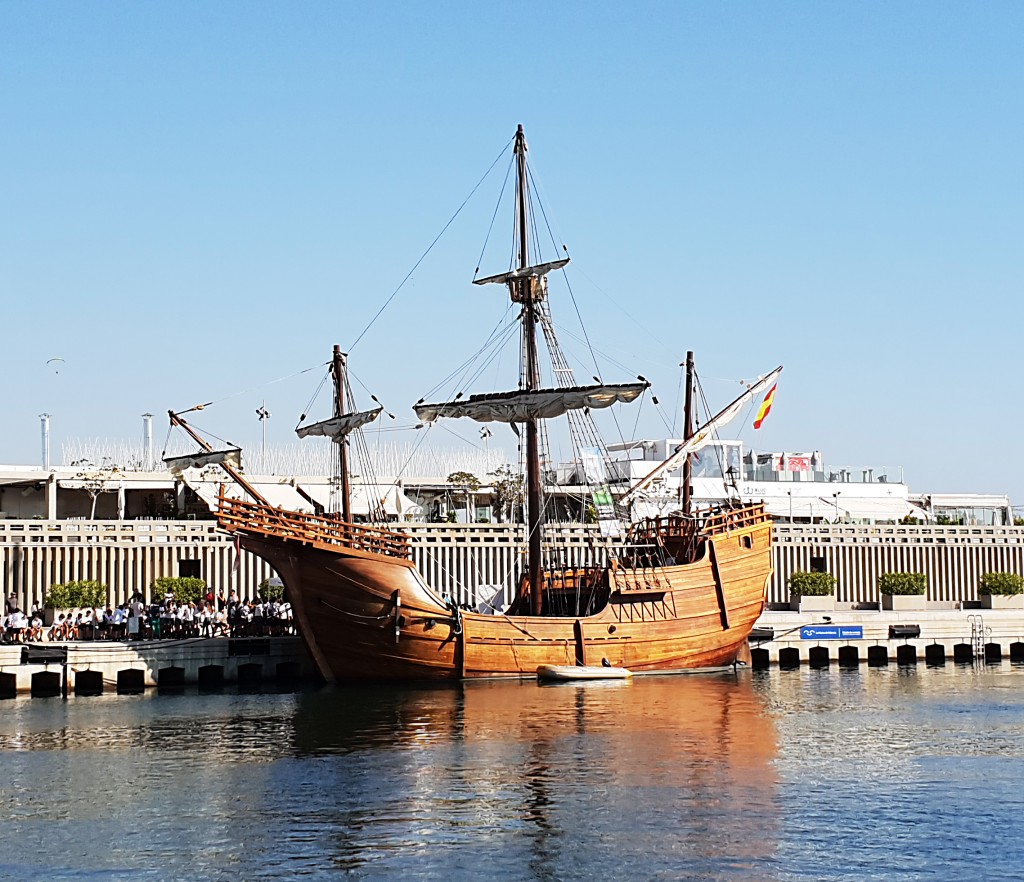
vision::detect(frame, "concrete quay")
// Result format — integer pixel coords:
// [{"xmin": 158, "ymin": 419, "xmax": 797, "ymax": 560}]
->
[
  {"xmin": 751, "ymin": 606, "xmax": 1024, "ymax": 668},
  {"xmin": 0, "ymin": 636, "xmax": 316, "ymax": 697}
]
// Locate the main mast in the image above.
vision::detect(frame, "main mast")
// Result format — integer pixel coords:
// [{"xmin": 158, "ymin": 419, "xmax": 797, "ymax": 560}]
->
[{"xmin": 516, "ymin": 125, "xmax": 545, "ymax": 616}]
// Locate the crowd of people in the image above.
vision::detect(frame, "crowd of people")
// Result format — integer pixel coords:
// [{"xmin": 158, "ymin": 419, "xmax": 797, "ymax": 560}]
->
[
  {"xmin": 0, "ymin": 603, "xmax": 45, "ymax": 643},
  {"xmin": 2, "ymin": 591, "xmax": 293, "ymax": 644}
]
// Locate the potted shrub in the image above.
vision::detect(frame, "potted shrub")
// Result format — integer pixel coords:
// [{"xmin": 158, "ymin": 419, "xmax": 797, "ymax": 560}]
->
[
  {"xmin": 978, "ymin": 572, "xmax": 1024, "ymax": 609},
  {"xmin": 151, "ymin": 576, "xmax": 208, "ymax": 606},
  {"xmin": 788, "ymin": 571, "xmax": 836, "ymax": 612},
  {"xmin": 879, "ymin": 572, "xmax": 928, "ymax": 610},
  {"xmin": 44, "ymin": 579, "xmax": 108, "ymax": 625}
]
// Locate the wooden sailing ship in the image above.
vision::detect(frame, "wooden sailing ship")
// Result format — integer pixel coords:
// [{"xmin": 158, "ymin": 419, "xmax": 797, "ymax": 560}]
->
[{"xmin": 198, "ymin": 125, "xmax": 780, "ymax": 682}]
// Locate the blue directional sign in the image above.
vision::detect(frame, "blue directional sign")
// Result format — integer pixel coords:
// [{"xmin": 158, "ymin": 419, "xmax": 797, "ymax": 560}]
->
[{"xmin": 800, "ymin": 625, "xmax": 863, "ymax": 640}]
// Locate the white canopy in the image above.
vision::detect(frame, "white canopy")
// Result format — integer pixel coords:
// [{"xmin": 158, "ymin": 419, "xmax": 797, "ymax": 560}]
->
[
  {"xmin": 297, "ymin": 481, "xmax": 423, "ymax": 518},
  {"xmin": 182, "ymin": 475, "xmax": 313, "ymax": 513},
  {"xmin": 763, "ymin": 495, "xmax": 929, "ymax": 522},
  {"xmin": 763, "ymin": 497, "xmax": 845, "ymax": 520},
  {"xmin": 57, "ymin": 477, "xmax": 172, "ymax": 491},
  {"xmin": 838, "ymin": 497, "xmax": 930, "ymax": 522}
]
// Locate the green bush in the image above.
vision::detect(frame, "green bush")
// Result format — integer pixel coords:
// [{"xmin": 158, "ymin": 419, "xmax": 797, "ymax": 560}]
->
[
  {"xmin": 788, "ymin": 571, "xmax": 836, "ymax": 597},
  {"xmin": 45, "ymin": 580, "xmax": 107, "ymax": 609},
  {"xmin": 978, "ymin": 572, "xmax": 1024, "ymax": 597},
  {"xmin": 151, "ymin": 576, "xmax": 208, "ymax": 605},
  {"xmin": 878, "ymin": 572, "xmax": 927, "ymax": 596}
]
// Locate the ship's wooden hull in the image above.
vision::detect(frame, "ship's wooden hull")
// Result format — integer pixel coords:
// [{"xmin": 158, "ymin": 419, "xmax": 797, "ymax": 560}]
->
[{"xmin": 237, "ymin": 511, "xmax": 773, "ymax": 683}]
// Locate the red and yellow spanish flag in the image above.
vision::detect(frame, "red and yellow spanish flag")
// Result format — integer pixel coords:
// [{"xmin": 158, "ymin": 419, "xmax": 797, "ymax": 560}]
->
[{"xmin": 753, "ymin": 383, "xmax": 777, "ymax": 429}]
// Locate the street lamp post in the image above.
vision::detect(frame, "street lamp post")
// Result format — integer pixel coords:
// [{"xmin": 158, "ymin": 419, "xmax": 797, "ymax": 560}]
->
[{"xmin": 256, "ymin": 403, "xmax": 271, "ymax": 467}]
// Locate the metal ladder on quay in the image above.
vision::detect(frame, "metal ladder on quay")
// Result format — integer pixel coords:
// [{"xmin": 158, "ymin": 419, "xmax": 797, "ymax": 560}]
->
[{"xmin": 968, "ymin": 614, "xmax": 988, "ymax": 661}]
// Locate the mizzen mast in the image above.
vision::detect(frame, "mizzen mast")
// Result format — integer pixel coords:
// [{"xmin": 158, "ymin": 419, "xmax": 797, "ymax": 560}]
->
[
  {"xmin": 333, "ymin": 345, "xmax": 353, "ymax": 523},
  {"xmin": 681, "ymin": 351, "xmax": 695, "ymax": 516}
]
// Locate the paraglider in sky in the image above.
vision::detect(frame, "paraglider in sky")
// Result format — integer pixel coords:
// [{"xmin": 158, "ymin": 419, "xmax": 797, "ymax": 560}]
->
[{"xmin": 47, "ymin": 357, "xmax": 65, "ymax": 375}]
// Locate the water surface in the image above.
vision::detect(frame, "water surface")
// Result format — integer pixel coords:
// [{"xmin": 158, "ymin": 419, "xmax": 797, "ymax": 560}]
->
[{"xmin": 2, "ymin": 664, "xmax": 1022, "ymax": 880}]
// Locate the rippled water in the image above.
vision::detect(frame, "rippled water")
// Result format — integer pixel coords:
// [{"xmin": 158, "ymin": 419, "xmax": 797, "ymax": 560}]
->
[{"xmin": 2, "ymin": 664, "xmax": 1023, "ymax": 881}]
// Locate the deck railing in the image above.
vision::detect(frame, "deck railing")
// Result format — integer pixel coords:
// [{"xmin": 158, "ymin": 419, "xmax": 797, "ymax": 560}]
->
[
  {"xmin": 627, "ymin": 503, "xmax": 770, "ymax": 546},
  {"xmin": 216, "ymin": 496, "xmax": 411, "ymax": 559}
]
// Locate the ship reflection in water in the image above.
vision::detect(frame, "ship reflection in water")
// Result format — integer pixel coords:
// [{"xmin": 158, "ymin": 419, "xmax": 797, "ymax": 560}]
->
[
  {"xmin": 0, "ymin": 675, "xmax": 779, "ymax": 881},
  {"xmin": 288, "ymin": 674, "xmax": 779, "ymax": 880}
]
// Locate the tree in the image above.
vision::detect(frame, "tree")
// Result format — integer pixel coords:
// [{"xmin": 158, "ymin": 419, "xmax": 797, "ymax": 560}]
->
[
  {"xmin": 446, "ymin": 471, "xmax": 481, "ymax": 524},
  {"xmin": 489, "ymin": 465, "xmax": 524, "ymax": 523},
  {"xmin": 70, "ymin": 458, "xmax": 121, "ymax": 519}
]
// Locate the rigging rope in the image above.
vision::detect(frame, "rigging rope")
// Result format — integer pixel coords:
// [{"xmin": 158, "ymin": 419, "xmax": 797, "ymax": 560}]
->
[
  {"xmin": 349, "ymin": 134, "xmax": 515, "ymax": 354},
  {"xmin": 474, "ymin": 154, "xmax": 515, "ymax": 279}
]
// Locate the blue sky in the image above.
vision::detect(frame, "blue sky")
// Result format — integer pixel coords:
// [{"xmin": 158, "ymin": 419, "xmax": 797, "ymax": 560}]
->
[{"xmin": 2, "ymin": 2, "xmax": 1022, "ymax": 500}]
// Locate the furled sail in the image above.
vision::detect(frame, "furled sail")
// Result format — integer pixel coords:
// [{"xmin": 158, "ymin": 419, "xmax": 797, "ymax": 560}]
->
[
  {"xmin": 295, "ymin": 407, "xmax": 382, "ymax": 441},
  {"xmin": 414, "ymin": 382, "xmax": 649, "ymax": 424},
  {"xmin": 473, "ymin": 258, "xmax": 570, "ymax": 287},
  {"xmin": 164, "ymin": 448, "xmax": 242, "ymax": 475},
  {"xmin": 619, "ymin": 366, "xmax": 783, "ymax": 505}
]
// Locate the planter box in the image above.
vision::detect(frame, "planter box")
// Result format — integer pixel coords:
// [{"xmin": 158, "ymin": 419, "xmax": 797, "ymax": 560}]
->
[
  {"xmin": 980, "ymin": 594, "xmax": 1024, "ymax": 610},
  {"xmin": 881, "ymin": 593, "xmax": 927, "ymax": 611},
  {"xmin": 790, "ymin": 594, "xmax": 836, "ymax": 612}
]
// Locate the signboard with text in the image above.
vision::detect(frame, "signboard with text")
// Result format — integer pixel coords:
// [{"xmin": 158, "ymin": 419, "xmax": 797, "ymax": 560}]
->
[{"xmin": 800, "ymin": 625, "xmax": 863, "ymax": 640}]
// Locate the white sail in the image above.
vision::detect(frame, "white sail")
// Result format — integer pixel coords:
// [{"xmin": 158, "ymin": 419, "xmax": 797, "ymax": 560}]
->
[
  {"xmin": 295, "ymin": 408, "xmax": 382, "ymax": 442},
  {"xmin": 164, "ymin": 448, "xmax": 242, "ymax": 475},
  {"xmin": 619, "ymin": 367, "xmax": 783, "ymax": 505},
  {"xmin": 414, "ymin": 382, "xmax": 648, "ymax": 424}
]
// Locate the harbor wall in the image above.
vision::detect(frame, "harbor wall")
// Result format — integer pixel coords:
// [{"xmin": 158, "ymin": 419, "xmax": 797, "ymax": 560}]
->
[
  {"xmin": 3, "ymin": 519, "xmax": 1024, "ymax": 610},
  {"xmin": 750, "ymin": 607, "xmax": 1024, "ymax": 668},
  {"xmin": 0, "ymin": 636, "xmax": 314, "ymax": 696}
]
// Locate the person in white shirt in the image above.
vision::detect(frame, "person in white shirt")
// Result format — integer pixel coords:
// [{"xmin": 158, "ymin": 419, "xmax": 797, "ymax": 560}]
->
[
  {"xmin": 48, "ymin": 614, "xmax": 68, "ymax": 642},
  {"xmin": 8, "ymin": 609, "xmax": 28, "ymax": 643},
  {"xmin": 109, "ymin": 606, "xmax": 126, "ymax": 641},
  {"xmin": 80, "ymin": 607, "xmax": 94, "ymax": 641},
  {"xmin": 128, "ymin": 597, "xmax": 145, "ymax": 640},
  {"xmin": 94, "ymin": 608, "xmax": 109, "ymax": 641}
]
